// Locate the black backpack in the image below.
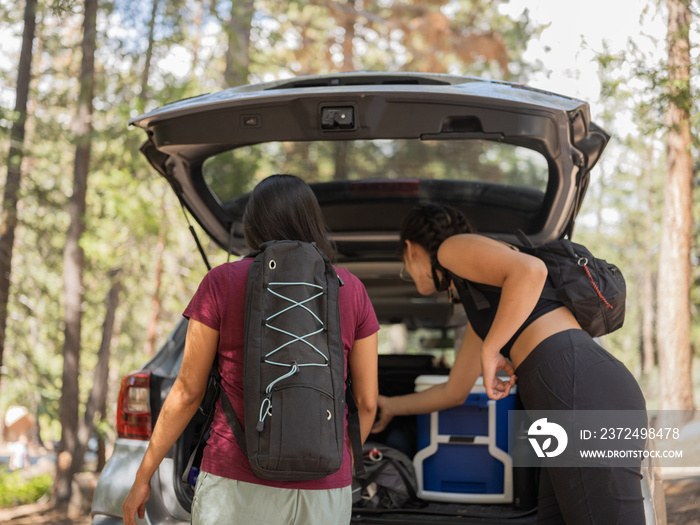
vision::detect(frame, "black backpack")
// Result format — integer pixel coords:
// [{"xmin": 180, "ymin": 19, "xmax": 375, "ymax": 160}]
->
[
  {"xmin": 352, "ymin": 443, "xmax": 418, "ymax": 510},
  {"xmin": 184, "ymin": 240, "xmax": 364, "ymax": 484},
  {"xmin": 463, "ymin": 231, "xmax": 626, "ymax": 338}
]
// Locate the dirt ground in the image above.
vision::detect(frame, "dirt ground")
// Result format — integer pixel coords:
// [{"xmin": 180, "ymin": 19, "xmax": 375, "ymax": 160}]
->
[
  {"xmin": 0, "ymin": 502, "xmax": 91, "ymax": 525},
  {"xmin": 662, "ymin": 475, "xmax": 700, "ymax": 525},
  {"xmin": 0, "ymin": 473, "xmax": 698, "ymax": 523}
]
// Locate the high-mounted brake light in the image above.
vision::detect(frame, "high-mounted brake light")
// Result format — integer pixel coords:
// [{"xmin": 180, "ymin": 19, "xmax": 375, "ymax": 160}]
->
[
  {"xmin": 349, "ymin": 180, "xmax": 420, "ymax": 196},
  {"xmin": 117, "ymin": 370, "xmax": 152, "ymax": 440}
]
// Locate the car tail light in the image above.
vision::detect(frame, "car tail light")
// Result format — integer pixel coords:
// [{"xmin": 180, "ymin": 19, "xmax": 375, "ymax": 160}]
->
[
  {"xmin": 117, "ymin": 370, "xmax": 152, "ymax": 440},
  {"xmin": 349, "ymin": 180, "xmax": 420, "ymax": 196}
]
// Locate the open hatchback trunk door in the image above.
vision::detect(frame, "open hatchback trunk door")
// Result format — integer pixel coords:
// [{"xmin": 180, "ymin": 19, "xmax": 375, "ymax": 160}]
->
[{"xmin": 129, "ymin": 72, "xmax": 609, "ymax": 327}]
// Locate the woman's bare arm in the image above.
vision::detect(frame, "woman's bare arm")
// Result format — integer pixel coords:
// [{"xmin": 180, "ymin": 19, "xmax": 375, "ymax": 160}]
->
[
  {"xmin": 438, "ymin": 234, "xmax": 546, "ymax": 398},
  {"xmin": 348, "ymin": 332, "xmax": 379, "ymax": 443},
  {"xmin": 372, "ymin": 325, "xmax": 483, "ymax": 433},
  {"xmin": 123, "ymin": 320, "xmax": 219, "ymax": 525}
]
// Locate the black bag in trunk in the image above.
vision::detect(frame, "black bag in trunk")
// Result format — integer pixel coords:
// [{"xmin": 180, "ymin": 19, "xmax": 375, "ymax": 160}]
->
[{"xmin": 353, "ymin": 443, "xmax": 418, "ymax": 509}]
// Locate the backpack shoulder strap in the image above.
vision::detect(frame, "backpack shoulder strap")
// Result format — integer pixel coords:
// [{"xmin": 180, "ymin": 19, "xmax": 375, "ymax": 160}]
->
[
  {"xmin": 346, "ymin": 375, "xmax": 366, "ymax": 478},
  {"xmin": 464, "ymin": 279, "xmax": 492, "ymax": 310},
  {"xmin": 451, "ymin": 274, "xmax": 495, "ymax": 311},
  {"xmin": 181, "ymin": 360, "xmax": 249, "ymax": 488},
  {"xmin": 219, "ymin": 387, "xmax": 247, "ymax": 454},
  {"xmin": 182, "ymin": 361, "xmax": 223, "ymax": 486},
  {"xmin": 512, "ymin": 230, "xmax": 569, "ymax": 303},
  {"xmin": 514, "ymin": 229, "xmax": 535, "ymax": 249}
]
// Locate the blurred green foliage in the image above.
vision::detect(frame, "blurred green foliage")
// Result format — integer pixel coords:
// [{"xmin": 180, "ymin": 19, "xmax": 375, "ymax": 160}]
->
[{"xmin": 0, "ymin": 470, "xmax": 52, "ymax": 507}]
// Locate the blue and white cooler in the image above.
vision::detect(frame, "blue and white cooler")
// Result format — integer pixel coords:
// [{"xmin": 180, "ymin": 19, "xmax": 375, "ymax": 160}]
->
[{"xmin": 413, "ymin": 375, "xmax": 516, "ymax": 504}]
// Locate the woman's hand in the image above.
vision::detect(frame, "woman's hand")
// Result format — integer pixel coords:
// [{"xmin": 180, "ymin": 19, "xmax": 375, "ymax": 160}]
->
[
  {"xmin": 122, "ymin": 478, "xmax": 151, "ymax": 525},
  {"xmin": 371, "ymin": 395, "xmax": 394, "ymax": 433},
  {"xmin": 121, "ymin": 319, "xmax": 218, "ymax": 525},
  {"xmin": 481, "ymin": 350, "xmax": 516, "ymax": 400}
]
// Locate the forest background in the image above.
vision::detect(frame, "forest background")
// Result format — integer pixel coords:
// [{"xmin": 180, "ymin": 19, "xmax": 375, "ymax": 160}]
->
[{"xmin": 0, "ymin": 0, "xmax": 697, "ymax": 506}]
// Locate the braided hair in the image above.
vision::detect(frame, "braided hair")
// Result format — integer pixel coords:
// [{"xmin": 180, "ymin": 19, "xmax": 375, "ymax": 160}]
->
[{"xmin": 399, "ymin": 204, "xmax": 473, "ymax": 291}]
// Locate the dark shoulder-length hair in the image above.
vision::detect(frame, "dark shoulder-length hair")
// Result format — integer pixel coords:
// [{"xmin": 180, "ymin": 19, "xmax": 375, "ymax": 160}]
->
[
  {"xmin": 399, "ymin": 203, "xmax": 473, "ymax": 291},
  {"xmin": 243, "ymin": 174, "xmax": 336, "ymax": 259}
]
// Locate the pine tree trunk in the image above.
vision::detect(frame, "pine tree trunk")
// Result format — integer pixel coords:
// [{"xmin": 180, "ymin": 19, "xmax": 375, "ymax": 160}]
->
[
  {"xmin": 190, "ymin": 1, "xmax": 203, "ymax": 83},
  {"xmin": 340, "ymin": 0, "xmax": 356, "ymax": 72},
  {"xmin": 641, "ymin": 161, "xmax": 656, "ymax": 374},
  {"xmin": 222, "ymin": 0, "xmax": 254, "ymax": 88},
  {"xmin": 0, "ymin": 0, "xmax": 37, "ymax": 394},
  {"xmin": 54, "ymin": 0, "xmax": 98, "ymax": 507},
  {"xmin": 656, "ymin": 0, "xmax": 694, "ymax": 412},
  {"xmin": 70, "ymin": 269, "xmax": 121, "ymax": 477},
  {"xmin": 145, "ymin": 208, "xmax": 166, "ymax": 356},
  {"xmin": 138, "ymin": 0, "xmax": 159, "ymax": 114}
]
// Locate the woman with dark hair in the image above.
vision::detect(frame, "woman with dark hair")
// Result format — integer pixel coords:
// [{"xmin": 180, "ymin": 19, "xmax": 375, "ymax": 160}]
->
[
  {"xmin": 123, "ymin": 174, "xmax": 379, "ymax": 525},
  {"xmin": 372, "ymin": 203, "xmax": 647, "ymax": 524},
  {"xmin": 242, "ymin": 174, "xmax": 336, "ymax": 258}
]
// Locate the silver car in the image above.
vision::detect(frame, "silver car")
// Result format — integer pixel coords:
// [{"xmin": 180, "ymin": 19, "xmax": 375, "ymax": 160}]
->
[{"xmin": 91, "ymin": 72, "xmax": 666, "ymax": 525}]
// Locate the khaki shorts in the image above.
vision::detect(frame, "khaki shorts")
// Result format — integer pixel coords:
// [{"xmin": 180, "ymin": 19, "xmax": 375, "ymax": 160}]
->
[{"xmin": 191, "ymin": 471, "xmax": 352, "ymax": 525}]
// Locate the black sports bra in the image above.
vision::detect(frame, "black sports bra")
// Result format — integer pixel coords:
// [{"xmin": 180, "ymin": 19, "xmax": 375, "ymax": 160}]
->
[{"xmin": 451, "ymin": 274, "xmax": 563, "ymax": 359}]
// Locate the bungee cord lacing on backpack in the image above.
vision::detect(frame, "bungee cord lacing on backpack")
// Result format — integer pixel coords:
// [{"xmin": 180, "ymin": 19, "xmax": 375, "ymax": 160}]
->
[{"xmin": 256, "ymin": 280, "xmax": 329, "ymax": 431}]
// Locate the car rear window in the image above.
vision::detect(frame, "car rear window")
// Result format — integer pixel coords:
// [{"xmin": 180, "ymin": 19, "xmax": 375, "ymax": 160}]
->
[{"xmin": 201, "ymin": 138, "xmax": 548, "ymax": 204}]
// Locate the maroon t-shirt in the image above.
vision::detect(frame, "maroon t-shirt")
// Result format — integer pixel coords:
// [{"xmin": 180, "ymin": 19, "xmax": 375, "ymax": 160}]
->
[{"xmin": 183, "ymin": 257, "xmax": 379, "ymax": 489}]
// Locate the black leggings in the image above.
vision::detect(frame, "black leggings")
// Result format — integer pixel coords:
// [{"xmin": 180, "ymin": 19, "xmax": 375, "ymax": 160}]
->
[{"xmin": 515, "ymin": 329, "xmax": 647, "ymax": 525}]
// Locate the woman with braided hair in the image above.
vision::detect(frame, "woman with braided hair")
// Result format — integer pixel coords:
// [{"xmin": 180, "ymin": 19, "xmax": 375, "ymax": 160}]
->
[{"xmin": 372, "ymin": 203, "xmax": 647, "ymax": 524}]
